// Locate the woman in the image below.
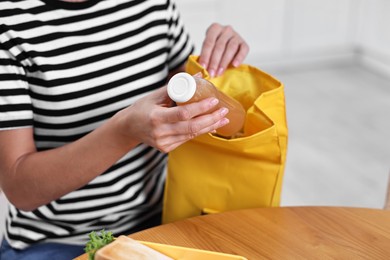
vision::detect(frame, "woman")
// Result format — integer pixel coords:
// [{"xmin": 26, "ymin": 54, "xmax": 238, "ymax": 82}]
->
[{"xmin": 0, "ymin": 0, "xmax": 249, "ymax": 259}]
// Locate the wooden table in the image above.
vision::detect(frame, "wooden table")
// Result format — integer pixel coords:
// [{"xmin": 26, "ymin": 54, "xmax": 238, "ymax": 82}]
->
[{"xmin": 76, "ymin": 207, "xmax": 390, "ymax": 259}]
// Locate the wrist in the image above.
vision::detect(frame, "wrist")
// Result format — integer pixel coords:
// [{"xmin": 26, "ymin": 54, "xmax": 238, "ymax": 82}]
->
[{"xmin": 110, "ymin": 108, "xmax": 140, "ymax": 149}]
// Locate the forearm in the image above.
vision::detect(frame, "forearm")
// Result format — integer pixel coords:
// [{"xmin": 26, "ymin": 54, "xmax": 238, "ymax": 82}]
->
[
  {"xmin": 1, "ymin": 84, "xmax": 229, "ymax": 211},
  {"xmin": 2, "ymin": 114, "xmax": 139, "ymax": 211}
]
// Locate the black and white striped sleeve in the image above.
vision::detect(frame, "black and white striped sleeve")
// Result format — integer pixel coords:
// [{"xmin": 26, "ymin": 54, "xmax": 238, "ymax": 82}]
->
[
  {"xmin": 166, "ymin": 0, "xmax": 194, "ymax": 71},
  {"xmin": 0, "ymin": 38, "xmax": 33, "ymax": 130}
]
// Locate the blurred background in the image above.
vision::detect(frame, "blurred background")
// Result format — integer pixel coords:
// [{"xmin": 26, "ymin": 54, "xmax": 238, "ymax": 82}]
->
[
  {"xmin": 1, "ymin": 0, "xmax": 390, "ymax": 240},
  {"xmin": 177, "ymin": 0, "xmax": 390, "ymax": 208}
]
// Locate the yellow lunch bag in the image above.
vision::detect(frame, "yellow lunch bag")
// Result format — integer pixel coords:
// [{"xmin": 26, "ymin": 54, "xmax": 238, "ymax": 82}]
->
[{"xmin": 162, "ymin": 55, "xmax": 288, "ymax": 223}]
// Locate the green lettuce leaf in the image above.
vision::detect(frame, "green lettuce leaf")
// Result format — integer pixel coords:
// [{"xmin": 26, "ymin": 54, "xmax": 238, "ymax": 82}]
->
[{"xmin": 84, "ymin": 229, "xmax": 115, "ymax": 260}]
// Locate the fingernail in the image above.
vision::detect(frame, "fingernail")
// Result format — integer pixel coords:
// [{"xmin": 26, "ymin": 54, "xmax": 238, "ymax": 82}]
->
[
  {"xmin": 210, "ymin": 98, "xmax": 219, "ymax": 107},
  {"xmin": 220, "ymin": 107, "xmax": 229, "ymax": 116},
  {"xmin": 209, "ymin": 69, "xmax": 215, "ymax": 78},
  {"xmin": 217, "ymin": 67, "xmax": 224, "ymax": 76},
  {"xmin": 232, "ymin": 60, "xmax": 240, "ymax": 67},
  {"xmin": 193, "ymin": 72, "xmax": 202, "ymax": 78},
  {"xmin": 220, "ymin": 118, "xmax": 229, "ymax": 126},
  {"xmin": 200, "ymin": 63, "xmax": 207, "ymax": 69}
]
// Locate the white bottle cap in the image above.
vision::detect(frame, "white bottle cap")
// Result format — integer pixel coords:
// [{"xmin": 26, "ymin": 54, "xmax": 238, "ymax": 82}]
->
[{"xmin": 167, "ymin": 72, "xmax": 196, "ymax": 103}]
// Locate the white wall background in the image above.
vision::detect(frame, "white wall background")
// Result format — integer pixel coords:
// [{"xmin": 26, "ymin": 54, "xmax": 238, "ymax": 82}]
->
[
  {"xmin": 356, "ymin": 0, "xmax": 390, "ymax": 76},
  {"xmin": 176, "ymin": 0, "xmax": 390, "ymax": 75}
]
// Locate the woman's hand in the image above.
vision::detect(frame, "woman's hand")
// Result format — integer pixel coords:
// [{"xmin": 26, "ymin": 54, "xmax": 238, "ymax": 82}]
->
[
  {"xmin": 116, "ymin": 86, "xmax": 229, "ymax": 153},
  {"xmin": 199, "ymin": 23, "xmax": 249, "ymax": 77}
]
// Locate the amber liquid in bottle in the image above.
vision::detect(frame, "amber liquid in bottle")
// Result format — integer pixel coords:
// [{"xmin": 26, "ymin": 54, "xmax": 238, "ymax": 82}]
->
[{"xmin": 167, "ymin": 73, "xmax": 246, "ymax": 138}]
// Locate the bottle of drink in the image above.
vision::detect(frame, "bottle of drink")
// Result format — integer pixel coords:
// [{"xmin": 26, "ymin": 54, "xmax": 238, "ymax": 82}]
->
[{"xmin": 167, "ymin": 72, "xmax": 246, "ymax": 138}]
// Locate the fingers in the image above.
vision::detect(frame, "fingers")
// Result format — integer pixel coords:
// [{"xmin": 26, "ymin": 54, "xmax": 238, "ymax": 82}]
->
[
  {"xmin": 148, "ymin": 97, "xmax": 229, "ymax": 153},
  {"xmin": 232, "ymin": 38, "xmax": 249, "ymax": 68},
  {"xmin": 199, "ymin": 23, "xmax": 223, "ymax": 71},
  {"xmin": 153, "ymin": 107, "xmax": 229, "ymax": 153},
  {"xmin": 172, "ymin": 107, "xmax": 229, "ymax": 138},
  {"xmin": 159, "ymin": 98, "xmax": 229, "ymax": 137},
  {"xmin": 219, "ymin": 34, "xmax": 249, "ymax": 72},
  {"xmin": 164, "ymin": 97, "xmax": 220, "ymax": 123},
  {"xmin": 156, "ymin": 114, "xmax": 229, "ymax": 153},
  {"xmin": 199, "ymin": 23, "xmax": 249, "ymax": 77},
  {"xmin": 204, "ymin": 25, "xmax": 235, "ymax": 76}
]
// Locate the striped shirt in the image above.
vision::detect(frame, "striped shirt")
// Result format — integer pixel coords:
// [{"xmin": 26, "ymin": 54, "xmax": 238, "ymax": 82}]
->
[{"xmin": 0, "ymin": 0, "xmax": 193, "ymax": 249}]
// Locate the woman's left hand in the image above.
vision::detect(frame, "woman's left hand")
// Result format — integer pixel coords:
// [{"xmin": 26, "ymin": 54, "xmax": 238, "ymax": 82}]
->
[{"xmin": 198, "ymin": 23, "xmax": 249, "ymax": 77}]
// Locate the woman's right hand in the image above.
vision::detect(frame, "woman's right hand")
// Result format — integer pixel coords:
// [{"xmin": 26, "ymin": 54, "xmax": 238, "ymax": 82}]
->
[{"xmin": 115, "ymin": 86, "xmax": 229, "ymax": 153}]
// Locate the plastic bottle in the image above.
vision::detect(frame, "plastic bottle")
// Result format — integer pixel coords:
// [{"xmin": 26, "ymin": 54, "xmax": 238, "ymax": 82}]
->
[{"xmin": 167, "ymin": 72, "xmax": 246, "ymax": 138}]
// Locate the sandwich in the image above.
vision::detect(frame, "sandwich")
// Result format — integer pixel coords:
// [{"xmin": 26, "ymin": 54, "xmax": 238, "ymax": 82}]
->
[
  {"xmin": 85, "ymin": 230, "xmax": 173, "ymax": 260},
  {"xmin": 95, "ymin": 235, "xmax": 173, "ymax": 260}
]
